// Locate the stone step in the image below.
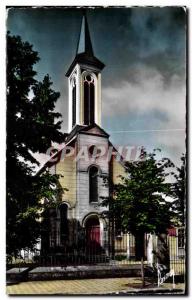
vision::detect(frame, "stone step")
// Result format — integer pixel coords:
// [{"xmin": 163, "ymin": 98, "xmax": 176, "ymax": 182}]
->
[{"xmin": 28, "ymin": 264, "xmax": 142, "ymax": 281}]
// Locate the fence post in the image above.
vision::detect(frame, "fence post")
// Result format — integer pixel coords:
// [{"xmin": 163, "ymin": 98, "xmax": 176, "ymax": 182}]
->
[
  {"xmin": 126, "ymin": 233, "xmax": 130, "ymax": 260},
  {"xmin": 157, "ymin": 263, "xmax": 160, "ymax": 287},
  {"xmin": 172, "ymin": 269, "xmax": 175, "ymax": 289}
]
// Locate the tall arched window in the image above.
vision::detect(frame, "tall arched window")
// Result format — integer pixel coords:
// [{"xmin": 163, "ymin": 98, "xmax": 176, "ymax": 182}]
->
[
  {"xmin": 60, "ymin": 203, "xmax": 69, "ymax": 245},
  {"xmin": 83, "ymin": 74, "xmax": 95, "ymax": 125},
  {"xmin": 72, "ymin": 78, "xmax": 76, "ymax": 127},
  {"xmin": 84, "ymin": 81, "xmax": 89, "ymax": 124},
  {"xmin": 90, "ymin": 81, "xmax": 95, "ymax": 123},
  {"xmin": 89, "ymin": 166, "xmax": 98, "ymax": 203}
]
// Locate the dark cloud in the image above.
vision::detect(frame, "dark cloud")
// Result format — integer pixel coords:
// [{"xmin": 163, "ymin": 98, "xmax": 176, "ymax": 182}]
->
[
  {"xmin": 7, "ymin": 7, "xmax": 186, "ymax": 86},
  {"xmin": 7, "ymin": 7, "xmax": 186, "ymax": 165}
]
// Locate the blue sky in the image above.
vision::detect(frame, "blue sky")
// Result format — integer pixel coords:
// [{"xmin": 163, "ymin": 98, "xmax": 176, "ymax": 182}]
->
[{"xmin": 7, "ymin": 7, "xmax": 186, "ymax": 165}]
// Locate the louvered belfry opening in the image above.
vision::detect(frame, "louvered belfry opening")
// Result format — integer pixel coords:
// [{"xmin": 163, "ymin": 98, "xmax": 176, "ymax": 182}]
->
[{"xmin": 84, "ymin": 74, "xmax": 95, "ymax": 125}]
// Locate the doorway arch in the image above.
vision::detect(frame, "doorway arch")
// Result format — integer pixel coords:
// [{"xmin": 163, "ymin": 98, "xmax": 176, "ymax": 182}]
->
[{"xmin": 84, "ymin": 215, "xmax": 101, "ymax": 254}]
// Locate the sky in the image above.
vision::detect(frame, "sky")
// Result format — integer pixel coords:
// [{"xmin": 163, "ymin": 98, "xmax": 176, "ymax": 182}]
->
[{"xmin": 7, "ymin": 6, "xmax": 186, "ymax": 166}]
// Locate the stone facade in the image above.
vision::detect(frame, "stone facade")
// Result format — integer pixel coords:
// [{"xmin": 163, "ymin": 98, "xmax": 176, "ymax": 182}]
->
[
  {"xmin": 41, "ymin": 124, "xmax": 127, "ymax": 255},
  {"xmin": 76, "ymin": 131, "xmax": 109, "ymax": 222},
  {"xmin": 40, "ymin": 14, "xmax": 127, "ymax": 256}
]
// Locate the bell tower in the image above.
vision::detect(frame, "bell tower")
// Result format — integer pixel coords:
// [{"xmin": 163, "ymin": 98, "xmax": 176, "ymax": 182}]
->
[{"xmin": 66, "ymin": 12, "xmax": 105, "ymax": 133}]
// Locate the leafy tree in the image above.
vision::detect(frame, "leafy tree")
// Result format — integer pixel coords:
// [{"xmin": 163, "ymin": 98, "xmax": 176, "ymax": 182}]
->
[
  {"xmin": 101, "ymin": 149, "xmax": 175, "ymax": 287},
  {"xmin": 172, "ymin": 154, "xmax": 186, "ymax": 226},
  {"xmin": 7, "ymin": 32, "xmax": 64, "ymax": 257}
]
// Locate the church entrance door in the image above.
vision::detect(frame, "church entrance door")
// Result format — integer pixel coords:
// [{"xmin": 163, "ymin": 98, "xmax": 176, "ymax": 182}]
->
[{"xmin": 85, "ymin": 216, "xmax": 101, "ymax": 254}]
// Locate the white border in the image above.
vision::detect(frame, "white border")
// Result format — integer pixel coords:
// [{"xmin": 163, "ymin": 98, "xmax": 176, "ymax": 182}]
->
[
  {"xmin": 0, "ymin": 1, "xmax": 190, "ymax": 299},
  {"xmin": 0, "ymin": 0, "xmax": 190, "ymax": 6}
]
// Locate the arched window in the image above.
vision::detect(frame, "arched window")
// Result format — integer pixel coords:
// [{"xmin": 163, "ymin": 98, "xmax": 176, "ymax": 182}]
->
[
  {"xmin": 72, "ymin": 78, "xmax": 76, "ymax": 127},
  {"xmin": 90, "ymin": 81, "xmax": 95, "ymax": 123},
  {"xmin": 83, "ymin": 74, "xmax": 95, "ymax": 125},
  {"xmin": 84, "ymin": 81, "xmax": 89, "ymax": 124},
  {"xmin": 60, "ymin": 203, "xmax": 69, "ymax": 245},
  {"xmin": 89, "ymin": 166, "xmax": 98, "ymax": 203}
]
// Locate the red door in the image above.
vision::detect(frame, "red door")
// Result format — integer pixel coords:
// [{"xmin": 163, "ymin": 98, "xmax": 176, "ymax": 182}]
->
[{"xmin": 86, "ymin": 218, "xmax": 101, "ymax": 253}]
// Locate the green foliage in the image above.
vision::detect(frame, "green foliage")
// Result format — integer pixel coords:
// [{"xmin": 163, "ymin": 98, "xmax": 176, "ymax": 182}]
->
[
  {"xmin": 115, "ymin": 255, "xmax": 127, "ymax": 261},
  {"xmin": 171, "ymin": 154, "xmax": 186, "ymax": 226},
  {"xmin": 102, "ymin": 149, "xmax": 175, "ymax": 236},
  {"xmin": 6, "ymin": 32, "xmax": 64, "ymax": 256}
]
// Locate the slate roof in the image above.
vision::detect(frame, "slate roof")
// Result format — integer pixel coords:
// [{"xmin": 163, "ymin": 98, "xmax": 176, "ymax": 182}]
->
[{"xmin": 65, "ymin": 13, "xmax": 105, "ymax": 77}]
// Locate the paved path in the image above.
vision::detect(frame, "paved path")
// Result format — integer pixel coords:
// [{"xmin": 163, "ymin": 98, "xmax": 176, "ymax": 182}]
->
[{"xmin": 6, "ymin": 278, "xmax": 185, "ymax": 295}]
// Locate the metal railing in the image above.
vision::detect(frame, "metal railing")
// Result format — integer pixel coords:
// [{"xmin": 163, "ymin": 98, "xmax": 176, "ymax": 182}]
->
[{"xmin": 7, "ymin": 231, "xmax": 185, "ymax": 276}]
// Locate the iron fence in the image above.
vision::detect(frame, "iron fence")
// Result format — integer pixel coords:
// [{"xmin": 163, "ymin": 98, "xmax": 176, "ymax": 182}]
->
[{"xmin": 7, "ymin": 229, "xmax": 185, "ymax": 276}]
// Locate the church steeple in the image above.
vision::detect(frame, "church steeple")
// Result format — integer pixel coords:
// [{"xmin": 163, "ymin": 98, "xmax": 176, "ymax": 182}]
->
[
  {"xmin": 66, "ymin": 13, "xmax": 104, "ymax": 77},
  {"xmin": 66, "ymin": 12, "xmax": 105, "ymax": 133},
  {"xmin": 76, "ymin": 13, "xmax": 94, "ymax": 56}
]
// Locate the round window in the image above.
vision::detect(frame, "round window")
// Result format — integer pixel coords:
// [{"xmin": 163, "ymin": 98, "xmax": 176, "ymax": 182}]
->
[
  {"xmin": 89, "ymin": 145, "xmax": 102, "ymax": 157},
  {"xmin": 86, "ymin": 75, "xmax": 92, "ymax": 82},
  {"xmin": 84, "ymin": 74, "xmax": 94, "ymax": 83}
]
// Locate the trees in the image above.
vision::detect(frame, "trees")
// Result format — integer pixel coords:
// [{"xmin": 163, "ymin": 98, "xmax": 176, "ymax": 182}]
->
[
  {"xmin": 172, "ymin": 154, "xmax": 186, "ymax": 226},
  {"xmin": 102, "ymin": 149, "xmax": 174, "ymax": 287},
  {"xmin": 6, "ymin": 32, "xmax": 64, "ymax": 257}
]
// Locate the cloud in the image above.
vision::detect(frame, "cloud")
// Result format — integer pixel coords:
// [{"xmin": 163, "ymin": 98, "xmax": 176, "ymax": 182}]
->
[
  {"xmin": 102, "ymin": 64, "xmax": 186, "ymax": 165},
  {"xmin": 102, "ymin": 64, "xmax": 185, "ymax": 129},
  {"xmin": 7, "ymin": 7, "xmax": 186, "ymax": 168}
]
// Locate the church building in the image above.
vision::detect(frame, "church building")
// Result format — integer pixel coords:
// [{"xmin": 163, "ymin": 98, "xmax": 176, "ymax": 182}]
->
[{"xmin": 40, "ymin": 13, "xmax": 127, "ymax": 260}]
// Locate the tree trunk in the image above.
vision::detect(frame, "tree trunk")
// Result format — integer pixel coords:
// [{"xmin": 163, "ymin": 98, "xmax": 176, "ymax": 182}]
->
[
  {"xmin": 157, "ymin": 233, "xmax": 170, "ymax": 271},
  {"xmin": 141, "ymin": 256, "xmax": 145, "ymax": 288},
  {"xmin": 135, "ymin": 232, "xmax": 145, "ymax": 287},
  {"xmin": 135, "ymin": 232, "xmax": 145, "ymax": 260}
]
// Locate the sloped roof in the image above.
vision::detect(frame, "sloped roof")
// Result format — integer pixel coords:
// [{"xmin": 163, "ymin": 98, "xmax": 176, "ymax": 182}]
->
[
  {"xmin": 37, "ymin": 124, "xmax": 110, "ymax": 174},
  {"xmin": 65, "ymin": 13, "xmax": 105, "ymax": 77},
  {"xmin": 37, "ymin": 123, "xmax": 129, "ymax": 175},
  {"xmin": 77, "ymin": 13, "xmax": 94, "ymax": 56},
  {"xmin": 65, "ymin": 123, "xmax": 109, "ymax": 143}
]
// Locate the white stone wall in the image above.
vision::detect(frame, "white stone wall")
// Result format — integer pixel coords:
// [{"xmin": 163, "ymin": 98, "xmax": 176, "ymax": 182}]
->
[{"xmin": 75, "ymin": 132, "xmax": 109, "ymax": 222}]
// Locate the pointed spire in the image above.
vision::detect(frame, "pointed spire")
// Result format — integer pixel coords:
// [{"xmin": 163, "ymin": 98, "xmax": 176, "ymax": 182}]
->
[
  {"xmin": 65, "ymin": 10, "xmax": 105, "ymax": 77},
  {"xmin": 76, "ymin": 12, "xmax": 94, "ymax": 56}
]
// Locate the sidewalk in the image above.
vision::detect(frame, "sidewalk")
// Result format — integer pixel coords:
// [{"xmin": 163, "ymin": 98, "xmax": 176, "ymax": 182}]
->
[{"xmin": 6, "ymin": 277, "xmax": 185, "ymax": 295}]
